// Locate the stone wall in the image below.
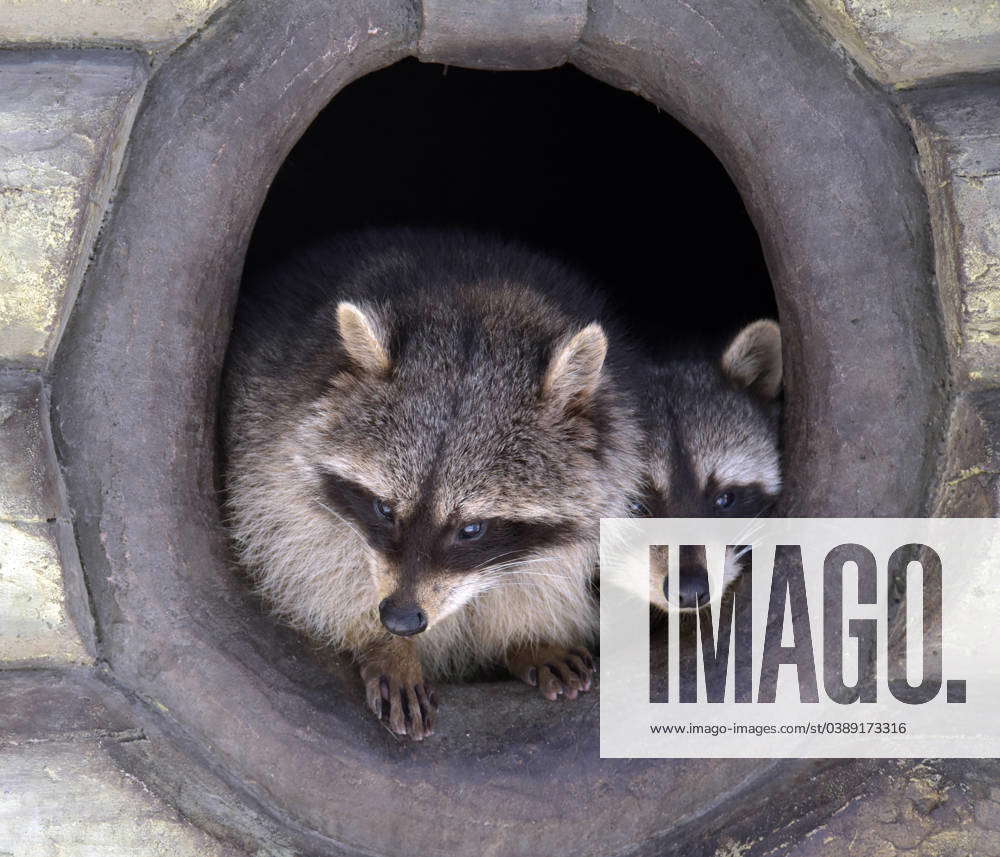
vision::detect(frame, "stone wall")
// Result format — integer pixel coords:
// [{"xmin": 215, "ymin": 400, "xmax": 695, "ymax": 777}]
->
[
  {"xmin": 2, "ymin": 1, "xmax": 1000, "ymax": 854},
  {"xmin": 0, "ymin": 18, "xmax": 240, "ymax": 854}
]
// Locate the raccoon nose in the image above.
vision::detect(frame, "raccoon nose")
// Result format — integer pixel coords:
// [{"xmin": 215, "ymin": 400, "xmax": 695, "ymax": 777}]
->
[
  {"xmin": 676, "ymin": 571, "xmax": 710, "ymax": 610},
  {"xmin": 379, "ymin": 598, "xmax": 428, "ymax": 636}
]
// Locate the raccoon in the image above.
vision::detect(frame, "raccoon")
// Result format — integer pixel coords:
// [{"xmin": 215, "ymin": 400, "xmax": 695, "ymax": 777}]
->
[
  {"xmin": 221, "ymin": 229, "xmax": 642, "ymax": 740},
  {"xmin": 630, "ymin": 320, "xmax": 783, "ymax": 612}
]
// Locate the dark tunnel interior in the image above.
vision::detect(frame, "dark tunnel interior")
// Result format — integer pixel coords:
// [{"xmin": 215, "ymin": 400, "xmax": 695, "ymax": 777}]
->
[{"xmin": 245, "ymin": 57, "xmax": 777, "ymax": 354}]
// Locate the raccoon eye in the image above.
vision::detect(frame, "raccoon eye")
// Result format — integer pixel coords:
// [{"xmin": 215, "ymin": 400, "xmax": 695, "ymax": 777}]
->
[
  {"xmin": 457, "ymin": 521, "xmax": 486, "ymax": 541},
  {"xmin": 627, "ymin": 498, "xmax": 652, "ymax": 517},
  {"xmin": 714, "ymin": 491, "xmax": 736, "ymax": 510},
  {"xmin": 373, "ymin": 498, "xmax": 395, "ymax": 522}
]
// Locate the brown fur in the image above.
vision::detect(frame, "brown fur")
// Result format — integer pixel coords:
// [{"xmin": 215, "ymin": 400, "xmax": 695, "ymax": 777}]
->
[{"xmin": 222, "ymin": 230, "xmax": 643, "ymax": 738}]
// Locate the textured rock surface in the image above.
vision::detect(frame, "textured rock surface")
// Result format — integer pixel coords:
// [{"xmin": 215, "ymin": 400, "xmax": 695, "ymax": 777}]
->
[
  {"xmin": 800, "ymin": 0, "xmax": 1000, "ymax": 86},
  {"xmin": 934, "ymin": 391, "xmax": 1000, "ymax": 516},
  {"xmin": 779, "ymin": 760, "xmax": 1000, "ymax": 857},
  {"xmin": 0, "ymin": 670, "xmax": 248, "ymax": 857},
  {"xmin": 0, "ymin": 379, "xmax": 59, "ymax": 521},
  {"xmin": 0, "ymin": 377, "xmax": 91, "ymax": 666},
  {"xmin": 903, "ymin": 83, "xmax": 1000, "ymax": 391},
  {"xmin": 0, "ymin": 51, "xmax": 146, "ymax": 367},
  {"xmin": 0, "ymin": 519, "xmax": 90, "ymax": 666},
  {"xmin": 418, "ymin": 0, "xmax": 587, "ymax": 69},
  {"xmin": 0, "ymin": 0, "xmax": 230, "ymax": 48}
]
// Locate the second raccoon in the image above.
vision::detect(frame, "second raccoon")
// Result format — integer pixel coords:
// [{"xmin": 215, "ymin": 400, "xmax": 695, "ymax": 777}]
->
[{"xmin": 632, "ymin": 320, "xmax": 783, "ymax": 611}]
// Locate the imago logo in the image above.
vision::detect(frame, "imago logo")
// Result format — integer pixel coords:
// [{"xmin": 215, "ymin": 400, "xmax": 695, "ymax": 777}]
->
[{"xmin": 599, "ymin": 519, "xmax": 1000, "ymax": 758}]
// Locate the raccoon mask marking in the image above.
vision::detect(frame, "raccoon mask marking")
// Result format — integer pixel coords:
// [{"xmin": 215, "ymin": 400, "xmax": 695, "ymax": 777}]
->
[
  {"xmin": 632, "ymin": 320, "xmax": 783, "ymax": 613},
  {"xmin": 222, "ymin": 230, "xmax": 642, "ymax": 739}
]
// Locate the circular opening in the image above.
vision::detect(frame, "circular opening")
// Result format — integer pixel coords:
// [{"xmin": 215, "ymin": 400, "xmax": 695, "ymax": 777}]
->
[
  {"xmin": 221, "ymin": 53, "xmax": 796, "ymax": 852},
  {"xmin": 232, "ymin": 58, "xmax": 781, "ymax": 704},
  {"xmin": 232, "ymin": 59, "xmax": 777, "ymax": 696}
]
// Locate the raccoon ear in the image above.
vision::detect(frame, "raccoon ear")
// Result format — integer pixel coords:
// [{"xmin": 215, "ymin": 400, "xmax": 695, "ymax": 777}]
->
[
  {"xmin": 336, "ymin": 301, "xmax": 391, "ymax": 376},
  {"xmin": 542, "ymin": 323, "xmax": 608, "ymax": 408},
  {"xmin": 721, "ymin": 319, "xmax": 782, "ymax": 400}
]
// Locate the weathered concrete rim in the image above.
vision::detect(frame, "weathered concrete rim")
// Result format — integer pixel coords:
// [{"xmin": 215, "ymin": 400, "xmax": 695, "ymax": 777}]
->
[
  {"xmin": 50, "ymin": 0, "xmax": 946, "ymax": 853},
  {"xmin": 417, "ymin": 0, "xmax": 588, "ymax": 70}
]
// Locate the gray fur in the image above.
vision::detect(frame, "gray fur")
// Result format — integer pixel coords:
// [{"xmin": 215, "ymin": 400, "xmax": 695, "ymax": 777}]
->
[
  {"xmin": 637, "ymin": 321, "xmax": 783, "ymax": 610},
  {"xmin": 221, "ymin": 229, "xmax": 643, "ymax": 680}
]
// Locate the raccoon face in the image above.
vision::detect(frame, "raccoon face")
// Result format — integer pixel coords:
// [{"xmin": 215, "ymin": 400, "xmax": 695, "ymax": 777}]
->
[
  {"xmin": 304, "ymin": 297, "xmax": 633, "ymax": 635},
  {"xmin": 636, "ymin": 320, "xmax": 783, "ymax": 613},
  {"xmin": 317, "ymin": 469, "xmax": 581, "ymax": 634}
]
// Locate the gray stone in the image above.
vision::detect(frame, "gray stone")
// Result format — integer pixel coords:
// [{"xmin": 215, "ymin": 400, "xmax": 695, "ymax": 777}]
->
[
  {"xmin": 0, "ymin": 671, "xmax": 247, "ymax": 856},
  {"xmin": 0, "ymin": 670, "xmax": 298, "ymax": 854},
  {"xmin": 418, "ymin": 0, "xmax": 587, "ymax": 70},
  {"xmin": 0, "ymin": 670, "xmax": 134, "ymax": 740},
  {"xmin": 0, "ymin": 377, "xmax": 59, "ymax": 522},
  {"xmin": 0, "ymin": 374, "xmax": 95, "ymax": 665},
  {"xmin": 903, "ymin": 83, "xmax": 1000, "ymax": 391},
  {"xmin": 781, "ymin": 760, "xmax": 1000, "ymax": 857},
  {"xmin": 0, "ymin": 0, "xmax": 231, "ymax": 50},
  {"xmin": 933, "ymin": 390, "xmax": 1000, "ymax": 516},
  {"xmin": 0, "ymin": 520, "xmax": 90, "ymax": 666},
  {"xmin": 800, "ymin": 0, "xmax": 1000, "ymax": 86},
  {"xmin": 0, "ymin": 51, "xmax": 147, "ymax": 367}
]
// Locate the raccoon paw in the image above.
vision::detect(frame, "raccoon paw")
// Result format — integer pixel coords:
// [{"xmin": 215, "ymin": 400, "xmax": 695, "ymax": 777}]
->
[
  {"xmin": 507, "ymin": 645, "xmax": 595, "ymax": 701},
  {"xmin": 361, "ymin": 661, "xmax": 437, "ymax": 741}
]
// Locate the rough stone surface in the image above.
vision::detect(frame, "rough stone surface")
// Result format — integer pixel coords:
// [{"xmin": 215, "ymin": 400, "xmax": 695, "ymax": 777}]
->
[
  {"xmin": 0, "ymin": 375, "xmax": 94, "ymax": 666},
  {"xmin": 0, "ymin": 377, "xmax": 59, "ymax": 521},
  {"xmin": 933, "ymin": 390, "xmax": 1000, "ymax": 516},
  {"xmin": 0, "ymin": 670, "xmax": 248, "ymax": 857},
  {"xmin": 418, "ymin": 0, "xmax": 588, "ymax": 70},
  {"xmin": 903, "ymin": 83, "xmax": 1000, "ymax": 391},
  {"xmin": 777, "ymin": 760, "xmax": 1000, "ymax": 857},
  {"xmin": 0, "ymin": 519, "xmax": 90, "ymax": 666},
  {"xmin": 0, "ymin": 50, "xmax": 147, "ymax": 367},
  {"xmin": 0, "ymin": 0, "xmax": 229, "ymax": 49},
  {"xmin": 800, "ymin": 0, "xmax": 1000, "ymax": 86}
]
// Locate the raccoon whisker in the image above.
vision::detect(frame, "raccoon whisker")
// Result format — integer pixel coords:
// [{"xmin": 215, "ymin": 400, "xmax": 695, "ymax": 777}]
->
[
  {"xmin": 485, "ymin": 570, "xmax": 574, "ymax": 581},
  {"xmin": 732, "ymin": 513, "xmax": 766, "ymax": 544},
  {"xmin": 729, "ymin": 536, "xmax": 761, "ymax": 559},
  {"xmin": 466, "ymin": 586, "xmax": 500, "ymax": 601},
  {"xmin": 730, "ymin": 530, "xmax": 763, "ymax": 550},
  {"xmin": 313, "ymin": 500, "xmax": 371, "ymax": 550},
  {"xmin": 479, "ymin": 557, "xmax": 550, "ymax": 571},
  {"xmin": 473, "ymin": 580, "xmax": 567, "ymax": 594},
  {"xmin": 480, "ymin": 561, "xmax": 558, "ymax": 577},
  {"xmin": 470, "ymin": 551, "xmax": 530, "ymax": 571},
  {"xmin": 482, "ymin": 566, "xmax": 568, "ymax": 582}
]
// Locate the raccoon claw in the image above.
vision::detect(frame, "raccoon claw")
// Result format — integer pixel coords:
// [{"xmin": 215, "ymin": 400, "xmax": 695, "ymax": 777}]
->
[
  {"xmin": 362, "ymin": 667, "xmax": 437, "ymax": 741},
  {"xmin": 508, "ymin": 645, "xmax": 595, "ymax": 701}
]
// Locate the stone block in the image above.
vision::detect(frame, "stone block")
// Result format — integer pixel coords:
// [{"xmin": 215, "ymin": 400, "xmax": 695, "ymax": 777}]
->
[
  {"xmin": 0, "ymin": 0, "xmax": 230, "ymax": 49},
  {"xmin": 0, "ymin": 378, "xmax": 60, "ymax": 522},
  {"xmin": 934, "ymin": 391, "xmax": 1000, "ymax": 516},
  {"xmin": 801, "ymin": 0, "xmax": 1000, "ymax": 86},
  {"xmin": 0, "ymin": 51, "xmax": 146, "ymax": 366},
  {"xmin": 903, "ymin": 84, "xmax": 1000, "ymax": 390},
  {"xmin": 0, "ymin": 520, "xmax": 90, "ymax": 666},
  {"xmin": 0, "ymin": 740, "xmax": 247, "ymax": 856}
]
